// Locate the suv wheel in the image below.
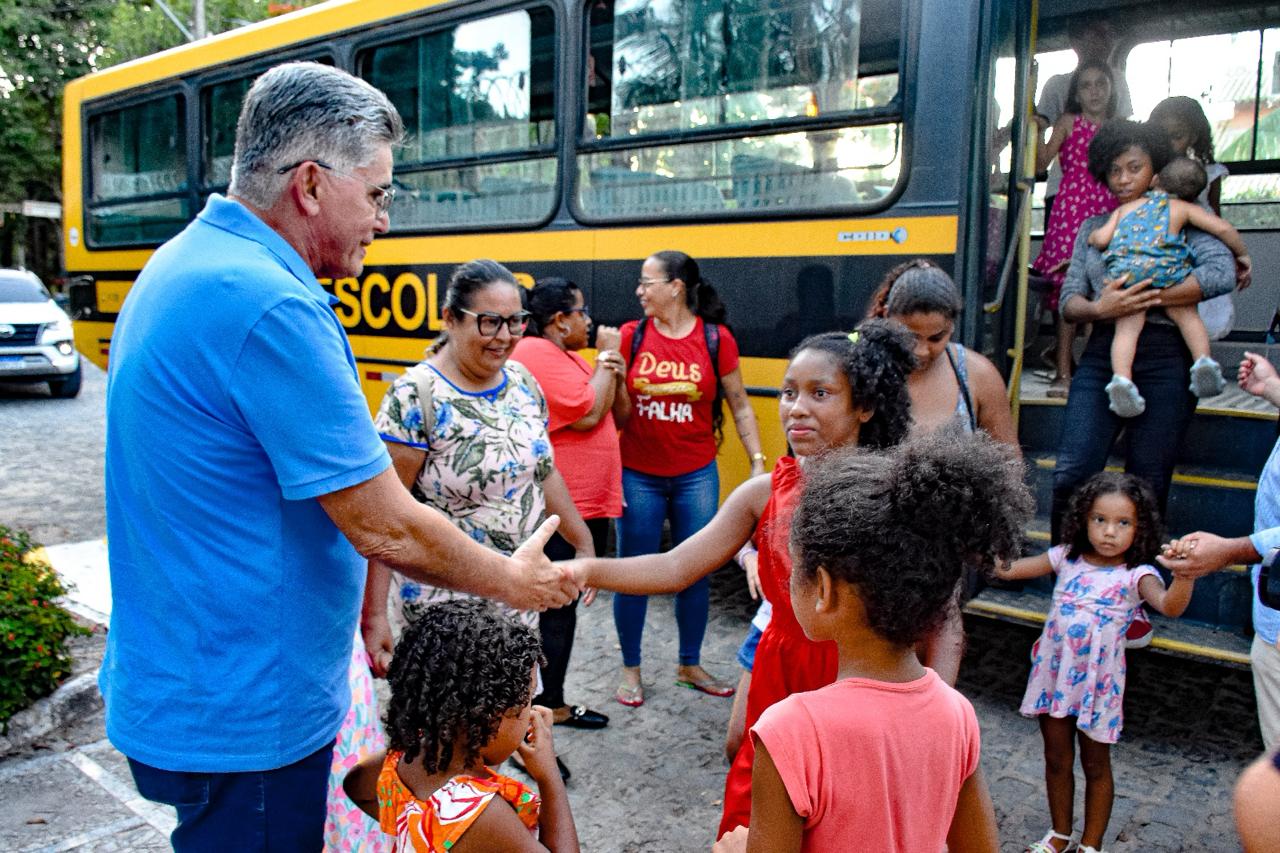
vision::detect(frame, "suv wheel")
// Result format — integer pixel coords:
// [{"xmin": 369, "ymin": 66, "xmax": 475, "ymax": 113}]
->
[{"xmin": 49, "ymin": 363, "xmax": 82, "ymax": 398}]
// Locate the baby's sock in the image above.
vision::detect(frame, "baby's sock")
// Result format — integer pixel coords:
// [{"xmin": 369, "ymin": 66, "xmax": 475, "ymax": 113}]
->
[
  {"xmin": 1189, "ymin": 356, "xmax": 1226, "ymax": 398},
  {"xmin": 1105, "ymin": 374, "xmax": 1146, "ymax": 418}
]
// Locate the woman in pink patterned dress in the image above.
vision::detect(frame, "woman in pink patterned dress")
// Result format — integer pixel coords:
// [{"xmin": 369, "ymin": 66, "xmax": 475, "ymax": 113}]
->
[{"xmin": 1034, "ymin": 61, "xmax": 1120, "ymax": 397}]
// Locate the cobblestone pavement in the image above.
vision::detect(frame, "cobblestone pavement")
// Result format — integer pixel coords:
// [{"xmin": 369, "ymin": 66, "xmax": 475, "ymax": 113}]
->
[
  {"xmin": 0, "ymin": 363, "xmax": 1267, "ymax": 851},
  {"xmin": 0, "ymin": 363, "xmax": 106, "ymax": 546}
]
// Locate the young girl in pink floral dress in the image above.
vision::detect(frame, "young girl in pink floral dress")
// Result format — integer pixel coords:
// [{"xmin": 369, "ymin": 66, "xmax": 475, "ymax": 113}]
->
[
  {"xmin": 997, "ymin": 473, "xmax": 1194, "ymax": 853},
  {"xmin": 1033, "ymin": 61, "xmax": 1120, "ymax": 397}
]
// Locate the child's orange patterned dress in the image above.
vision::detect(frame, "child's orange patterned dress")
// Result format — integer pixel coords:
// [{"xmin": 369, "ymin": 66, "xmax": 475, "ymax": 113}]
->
[{"xmin": 376, "ymin": 751, "xmax": 540, "ymax": 851}]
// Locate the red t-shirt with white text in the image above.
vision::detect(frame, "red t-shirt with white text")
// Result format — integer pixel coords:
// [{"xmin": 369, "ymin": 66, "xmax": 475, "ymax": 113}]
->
[{"xmin": 619, "ymin": 317, "xmax": 739, "ymax": 477}]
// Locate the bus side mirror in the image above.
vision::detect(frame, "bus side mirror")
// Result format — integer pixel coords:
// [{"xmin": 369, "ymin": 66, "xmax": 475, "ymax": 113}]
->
[{"xmin": 67, "ymin": 276, "xmax": 95, "ymax": 320}]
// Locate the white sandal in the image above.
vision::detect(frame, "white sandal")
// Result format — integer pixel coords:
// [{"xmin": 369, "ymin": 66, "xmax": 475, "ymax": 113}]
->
[
  {"xmin": 1027, "ymin": 828, "xmax": 1080, "ymax": 853},
  {"xmin": 1077, "ymin": 846, "xmax": 1106, "ymax": 853}
]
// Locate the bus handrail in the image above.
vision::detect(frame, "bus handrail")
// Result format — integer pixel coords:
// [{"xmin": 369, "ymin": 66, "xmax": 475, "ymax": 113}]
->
[{"xmin": 983, "ymin": 180, "xmax": 1031, "ymax": 315}]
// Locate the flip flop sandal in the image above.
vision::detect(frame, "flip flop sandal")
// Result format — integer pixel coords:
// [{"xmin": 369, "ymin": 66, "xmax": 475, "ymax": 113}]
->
[
  {"xmin": 614, "ymin": 681, "xmax": 644, "ymax": 707},
  {"xmin": 675, "ymin": 674, "xmax": 736, "ymax": 698}
]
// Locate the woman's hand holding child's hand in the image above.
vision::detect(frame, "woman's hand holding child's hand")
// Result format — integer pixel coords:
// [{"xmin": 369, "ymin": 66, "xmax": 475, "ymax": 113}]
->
[{"xmin": 518, "ymin": 706, "xmax": 560, "ymax": 786}]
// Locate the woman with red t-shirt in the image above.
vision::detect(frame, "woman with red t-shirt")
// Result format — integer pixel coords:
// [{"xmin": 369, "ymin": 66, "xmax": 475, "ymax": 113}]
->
[
  {"xmin": 612, "ymin": 250, "xmax": 766, "ymax": 707},
  {"xmin": 512, "ymin": 277, "xmax": 626, "ymax": 742}
]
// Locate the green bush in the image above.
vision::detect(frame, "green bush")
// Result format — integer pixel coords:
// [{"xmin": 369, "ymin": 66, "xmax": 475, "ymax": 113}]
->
[{"xmin": 0, "ymin": 526, "xmax": 89, "ymax": 726}]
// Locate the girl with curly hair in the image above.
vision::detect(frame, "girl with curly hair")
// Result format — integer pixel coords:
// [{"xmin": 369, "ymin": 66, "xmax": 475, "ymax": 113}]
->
[
  {"xmin": 715, "ymin": 430, "xmax": 1031, "ymax": 853},
  {"xmin": 568, "ymin": 319, "xmax": 917, "ymax": 837},
  {"xmin": 996, "ymin": 472, "xmax": 1195, "ymax": 853},
  {"xmin": 344, "ymin": 599, "xmax": 580, "ymax": 853}
]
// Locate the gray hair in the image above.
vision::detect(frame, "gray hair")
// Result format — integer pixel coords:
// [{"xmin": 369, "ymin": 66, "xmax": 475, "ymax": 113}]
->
[{"xmin": 228, "ymin": 62, "xmax": 403, "ymax": 209}]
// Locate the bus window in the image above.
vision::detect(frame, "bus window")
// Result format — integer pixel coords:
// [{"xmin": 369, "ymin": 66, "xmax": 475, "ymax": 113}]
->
[
  {"xmin": 200, "ymin": 56, "xmax": 333, "ymax": 192},
  {"xmin": 87, "ymin": 94, "xmax": 189, "ymax": 246},
  {"xmin": 577, "ymin": 0, "xmax": 901, "ymax": 220},
  {"xmin": 203, "ymin": 77, "xmax": 252, "ymax": 189},
  {"xmin": 357, "ymin": 7, "xmax": 558, "ymax": 231},
  {"xmin": 1128, "ymin": 26, "xmax": 1280, "ymax": 228}
]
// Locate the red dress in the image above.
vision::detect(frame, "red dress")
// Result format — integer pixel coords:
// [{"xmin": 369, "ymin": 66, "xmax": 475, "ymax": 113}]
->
[
  {"xmin": 1032, "ymin": 115, "xmax": 1117, "ymax": 310},
  {"xmin": 718, "ymin": 457, "xmax": 838, "ymax": 837}
]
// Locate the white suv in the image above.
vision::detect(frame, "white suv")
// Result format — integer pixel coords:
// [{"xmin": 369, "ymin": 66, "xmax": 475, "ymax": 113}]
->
[{"xmin": 0, "ymin": 269, "xmax": 82, "ymax": 398}]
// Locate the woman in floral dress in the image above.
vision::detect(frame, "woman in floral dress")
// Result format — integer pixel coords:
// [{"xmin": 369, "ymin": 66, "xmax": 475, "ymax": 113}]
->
[
  {"xmin": 335, "ymin": 262, "xmax": 591, "ymax": 848},
  {"xmin": 360, "ymin": 258, "xmax": 595, "ymax": 674},
  {"xmin": 1033, "ymin": 61, "xmax": 1119, "ymax": 396}
]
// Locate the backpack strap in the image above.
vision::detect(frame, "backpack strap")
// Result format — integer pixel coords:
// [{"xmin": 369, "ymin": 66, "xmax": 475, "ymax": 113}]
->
[
  {"xmin": 629, "ymin": 317, "xmax": 647, "ymax": 366},
  {"xmin": 401, "ymin": 362, "xmax": 438, "ymax": 447},
  {"xmin": 703, "ymin": 321, "xmax": 721, "ymax": 383}
]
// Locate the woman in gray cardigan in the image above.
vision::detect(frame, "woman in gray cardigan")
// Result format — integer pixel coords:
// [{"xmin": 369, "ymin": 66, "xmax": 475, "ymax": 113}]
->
[{"xmin": 1051, "ymin": 119, "xmax": 1239, "ymax": 540}]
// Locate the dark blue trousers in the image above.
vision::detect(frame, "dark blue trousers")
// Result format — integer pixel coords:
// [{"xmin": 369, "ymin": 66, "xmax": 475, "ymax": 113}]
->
[
  {"xmin": 128, "ymin": 740, "xmax": 333, "ymax": 852},
  {"xmin": 1051, "ymin": 322, "xmax": 1196, "ymax": 540}
]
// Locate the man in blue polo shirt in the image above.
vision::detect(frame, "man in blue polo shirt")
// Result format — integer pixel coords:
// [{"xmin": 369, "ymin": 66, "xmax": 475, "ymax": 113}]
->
[
  {"xmin": 1158, "ymin": 351, "xmax": 1280, "ymax": 750},
  {"xmin": 104, "ymin": 63, "xmax": 577, "ymax": 850}
]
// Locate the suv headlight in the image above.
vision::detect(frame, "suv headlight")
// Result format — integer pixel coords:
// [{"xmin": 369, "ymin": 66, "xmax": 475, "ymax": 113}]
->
[{"xmin": 40, "ymin": 317, "xmax": 73, "ymax": 344}]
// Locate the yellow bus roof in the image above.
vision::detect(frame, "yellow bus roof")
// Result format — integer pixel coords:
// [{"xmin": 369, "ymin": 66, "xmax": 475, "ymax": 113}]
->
[{"xmin": 65, "ymin": 0, "xmax": 451, "ymax": 103}]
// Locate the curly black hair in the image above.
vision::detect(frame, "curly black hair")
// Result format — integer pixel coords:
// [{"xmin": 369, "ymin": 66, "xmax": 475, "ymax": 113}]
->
[
  {"xmin": 384, "ymin": 599, "xmax": 544, "ymax": 773},
  {"xmin": 790, "ymin": 319, "xmax": 916, "ymax": 450},
  {"xmin": 1060, "ymin": 471, "xmax": 1163, "ymax": 567},
  {"xmin": 1087, "ymin": 119, "xmax": 1172, "ymax": 186},
  {"xmin": 791, "ymin": 430, "xmax": 1032, "ymax": 647}
]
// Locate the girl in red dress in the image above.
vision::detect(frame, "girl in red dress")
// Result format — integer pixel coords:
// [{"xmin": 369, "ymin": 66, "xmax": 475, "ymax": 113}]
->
[{"xmin": 567, "ymin": 319, "xmax": 916, "ymax": 837}]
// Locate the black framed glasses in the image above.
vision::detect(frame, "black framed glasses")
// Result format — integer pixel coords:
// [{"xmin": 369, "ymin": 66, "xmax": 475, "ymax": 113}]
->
[
  {"xmin": 276, "ymin": 159, "xmax": 396, "ymax": 214},
  {"xmin": 458, "ymin": 308, "xmax": 531, "ymax": 337},
  {"xmin": 567, "ymin": 305, "xmax": 590, "ymax": 316}
]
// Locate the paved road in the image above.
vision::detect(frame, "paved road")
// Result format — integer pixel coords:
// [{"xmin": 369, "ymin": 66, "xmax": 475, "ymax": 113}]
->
[{"xmin": 0, "ymin": 363, "xmax": 1267, "ymax": 851}]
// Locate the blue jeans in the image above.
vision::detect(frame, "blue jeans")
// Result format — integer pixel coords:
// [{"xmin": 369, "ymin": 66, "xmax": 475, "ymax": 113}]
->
[
  {"xmin": 127, "ymin": 741, "xmax": 333, "ymax": 852},
  {"xmin": 1051, "ymin": 322, "xmax": 1196, "ymax": 540},
  {"xmin": 614, "ymin": 461, "xmax": 720, "ymax": 667}
]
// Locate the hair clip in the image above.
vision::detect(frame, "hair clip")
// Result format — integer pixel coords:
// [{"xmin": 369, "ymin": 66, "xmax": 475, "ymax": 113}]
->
[{"xmin": 847, "ymin": 330, "xmax": 861, "ymax": 344}]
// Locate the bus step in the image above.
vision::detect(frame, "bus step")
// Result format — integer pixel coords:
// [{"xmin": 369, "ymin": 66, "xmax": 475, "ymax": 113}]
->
[
  {"xmin": 964, "ymin": 585, "xmax": 1253, "ymax": 669},
  {"xmin": 1017, "ymin": 372, "xmax": 1277, "ymax": 475}
]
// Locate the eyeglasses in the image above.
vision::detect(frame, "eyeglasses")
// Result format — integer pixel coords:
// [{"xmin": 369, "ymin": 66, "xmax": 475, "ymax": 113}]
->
[
  {"xmin": 567, "ymin": 305, "xmax": 590, "ymax": 316},
  {"xmin": 636, "ymin": 278, "xmax": 672, "ymax": 290},
  {"xmin": 276, "ymin": 159, "xmax": 396, "ymax": 214},
  {"xmin": 458, "ymin": 308, "xmax": 531, "ymax": 338}
]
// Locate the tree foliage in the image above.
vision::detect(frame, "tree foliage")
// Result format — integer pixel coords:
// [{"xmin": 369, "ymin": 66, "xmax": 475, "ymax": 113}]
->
[
  {"xmin": 0, "ymin": 0, "xmax": 110, "ymax": 203},
  {"xmin": 99, "ymin": 0, "xmax": 276, "ymax": 69},
  {"xmin": 0, "ymin": 0, "xmax": 321, "ymax": 206}
]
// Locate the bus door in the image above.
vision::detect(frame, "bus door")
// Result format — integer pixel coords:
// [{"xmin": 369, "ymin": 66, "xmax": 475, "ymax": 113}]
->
[{"xmin": 959, "ymin": 0, "xmax": 1035, "ymax": 390}]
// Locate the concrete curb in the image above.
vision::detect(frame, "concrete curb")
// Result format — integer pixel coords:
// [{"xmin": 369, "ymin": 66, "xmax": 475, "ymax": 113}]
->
[{"xmin": 0, "ymin": 672, "xmax": 103, "ymax": 756}]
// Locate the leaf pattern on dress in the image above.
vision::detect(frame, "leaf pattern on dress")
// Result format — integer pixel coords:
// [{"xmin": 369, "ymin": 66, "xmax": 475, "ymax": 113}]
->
[{"xmin": 372, "ymin": 362, "xmax": 552, "ymax": 629}]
